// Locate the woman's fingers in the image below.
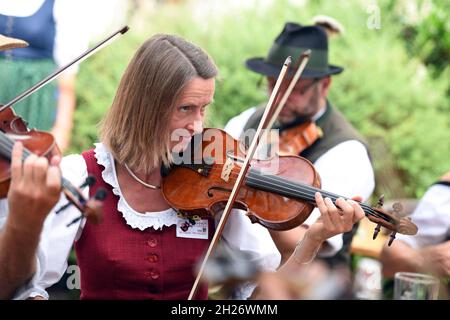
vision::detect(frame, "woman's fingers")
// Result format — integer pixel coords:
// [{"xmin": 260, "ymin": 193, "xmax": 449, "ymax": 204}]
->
[
  {"xmin": 349, "ymin": 200, "xmax": 365, "ymax": 223},
  {"xmin": 47, "ymin": 155, "xmax": 62, "ymax": 196},
  {"xmin": 46, "ymin": 165, "xmax": 62, "ymax": 196},
  {"xmin": 314, "ymin": 192, "xmax": 366, "ymax": 241},
  {"xmin": 9, "ymin": 146, "xmax": 62, "ymax": 199},
  {"xmin": 50, "ymin": 154, "xmax": 61, "ymax": 167},
  {"xmin": 22, "ymin": 154, "xmax": 38, "ymax": 186},
  {"xmin": 324, "ymin": 196, "xmax": 342, "ymax": 228},
  {"xmin": 351, "ymin": 195, "xmax": 363, "ymax": 202},
  {"xmin": 315, "ymin": 192, "xmax": 332, "ymax": 226},
  {"xmin": 32, "ymin": 157, "xmax": 49, "ymax": 188}
]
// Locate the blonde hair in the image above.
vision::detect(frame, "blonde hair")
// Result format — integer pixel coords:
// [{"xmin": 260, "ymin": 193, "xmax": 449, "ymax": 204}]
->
[{"xmin": 99, "ymin": 34, "xmax": 218, "ymax": 174}]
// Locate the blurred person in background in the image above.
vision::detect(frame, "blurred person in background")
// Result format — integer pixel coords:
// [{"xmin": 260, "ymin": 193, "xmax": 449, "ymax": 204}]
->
[{"xmin": 380, "ymin": 172, "xmax": 450, "ymax": 297}]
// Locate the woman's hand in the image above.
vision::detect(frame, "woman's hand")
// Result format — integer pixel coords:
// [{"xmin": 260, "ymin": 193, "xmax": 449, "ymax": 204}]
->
[
  {"xmin": 307, "ymin": 192, "xmax": 365, "ymax": 243},
  {"xmin": 281, "ymin": 193, "xmax": 364, "ymax": 268},
  {"xmin": 0, "ymin": 142, "xmax": 62, "ymax": 299}
]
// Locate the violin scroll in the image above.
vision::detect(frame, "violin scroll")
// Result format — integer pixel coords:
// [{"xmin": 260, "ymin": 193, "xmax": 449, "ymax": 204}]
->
[
  {"xmin": 66, "ymin": 188, "xmax": 106, "ymax": 227},
  {"xmin": 367, "ymin": 199, "xmax": 418, "ymax": 246}
]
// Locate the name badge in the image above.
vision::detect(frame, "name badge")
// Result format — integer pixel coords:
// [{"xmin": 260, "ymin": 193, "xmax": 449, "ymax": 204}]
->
[{"xmin": 176, "ymin": 217, "xmax": 209, "ymax": 239}]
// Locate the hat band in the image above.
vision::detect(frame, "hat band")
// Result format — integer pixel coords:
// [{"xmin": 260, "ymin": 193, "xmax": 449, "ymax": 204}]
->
[{"xmin": 266, "ymin": 43, "xmax": 328, "ymax": 71}]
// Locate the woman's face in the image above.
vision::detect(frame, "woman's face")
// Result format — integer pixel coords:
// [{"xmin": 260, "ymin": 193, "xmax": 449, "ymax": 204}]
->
[{"xmin": 170, "ymin": 77, "xmax": 215, "ymax": 152}]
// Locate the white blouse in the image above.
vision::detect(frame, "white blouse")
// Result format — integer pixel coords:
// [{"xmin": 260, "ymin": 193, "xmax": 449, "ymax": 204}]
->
[
  {"xmin": 396, "ymin": 183, "xmax": 450, "ymax": 248},
  {"xmin": 0, "ymin": 143, "xmax": 282, "ymax": 299}
]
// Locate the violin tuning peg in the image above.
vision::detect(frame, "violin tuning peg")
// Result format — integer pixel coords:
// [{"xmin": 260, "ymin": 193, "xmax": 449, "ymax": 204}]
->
[
  {"xmin": 373, "ymin": 224, "xmax": 382, "ymax": 240},
  {"xmin": 388, "ymin": 232, "xmax": 397, "ymax": 246},
  {"xmin": 160, "ymin": 164, "xmax": 171, "ymax": 178},
  {"xmin": 376, "ymin": 195, "xmax": 385, "ymax": 208},
  {"xmin": 94, "ymin": 188, "xmax": 107, "ymax": 200},
  {"xmin": 79, "ymin": 175, "xmax": 96, "ymax": 189},
  {"xmin": 55, "ymin": 202, "xmax": 72, "ymax": 214},
  {"xmin": 66, "ymin": 214, "xmax": 83, "ymax": 227}
]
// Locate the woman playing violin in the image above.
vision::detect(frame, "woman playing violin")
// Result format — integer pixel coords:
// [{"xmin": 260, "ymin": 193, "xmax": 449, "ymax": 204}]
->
[{"xmin": 0, "ymin": 34, "xmax": 364, "ymax": 300}]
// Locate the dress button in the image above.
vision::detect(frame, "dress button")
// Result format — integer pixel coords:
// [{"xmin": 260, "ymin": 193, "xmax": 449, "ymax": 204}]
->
[
  {"xmin": 150, "ymin": 270, "xmax": 160, "ymax": 280},
  {"xmin": 147, "ymin": 254, "xmax": 158, "ymax": 263},
  {"xmin": 147, "ymin": 239, "xmax": 157, "ymax": 247}
]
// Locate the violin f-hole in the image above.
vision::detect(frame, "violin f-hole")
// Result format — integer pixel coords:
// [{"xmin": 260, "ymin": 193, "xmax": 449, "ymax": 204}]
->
[{"xmin": 207, "ymin": 186, "xmax": 232, "ymax": 198}]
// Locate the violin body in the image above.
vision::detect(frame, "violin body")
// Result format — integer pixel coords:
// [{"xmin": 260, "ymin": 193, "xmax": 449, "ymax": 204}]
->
[
  {"xmin": 162, "ymin": 128, "xmax": 321, "ymax": 231},
  {"xmin": 0, "ymin": 107, "xmax": 59, "ymax": 197}
]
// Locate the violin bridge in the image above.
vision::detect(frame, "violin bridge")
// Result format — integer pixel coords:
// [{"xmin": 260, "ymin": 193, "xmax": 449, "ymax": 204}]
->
[{"xmin": 221, "ymin": 157, "xmax": 235, "ymax": 182}]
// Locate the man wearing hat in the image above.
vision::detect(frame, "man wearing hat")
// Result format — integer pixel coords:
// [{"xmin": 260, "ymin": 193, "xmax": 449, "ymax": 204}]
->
[
  {"xmin": 225, "ymin": 22, "xmax": 375, "ymax": 273},
  {"xmin": 0, "ymin": 34, "xmax": 62, "ymax": 300}
]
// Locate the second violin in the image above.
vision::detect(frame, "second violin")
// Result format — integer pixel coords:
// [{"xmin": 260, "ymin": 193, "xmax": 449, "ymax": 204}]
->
[{"xmin": 0, "ymin": 106, "xmax": 105, "ymax": 224}]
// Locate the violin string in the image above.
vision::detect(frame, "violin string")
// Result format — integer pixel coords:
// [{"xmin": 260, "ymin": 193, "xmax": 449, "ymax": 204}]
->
[
  {"xmin": 0, "ymin": 132, "xmax": 14, "ymax": 156},
  {"xmin": 0, "ymin": 131, "xmax": 33, "ymax": 161},
  {"xmin": 204, "ymin": 164, "xmax": 373, "ymax": 210},
  {"xmin": 245, "ymin": 172, "xmax": 389, "ymax": 222},
  {"xmin": 197, "ymin": 164, "xmax": 389, "ymax": 222},
  {"xmin": 204, "ymin": 165, "xmax": 349, "ymax": 203},
  {"xmin": 202, "ymin": 169, "xmax": 387, "ymax": 223},
  {"xmin": 249, "ymin": 175, "xmax": 384, "ymax": 220}
]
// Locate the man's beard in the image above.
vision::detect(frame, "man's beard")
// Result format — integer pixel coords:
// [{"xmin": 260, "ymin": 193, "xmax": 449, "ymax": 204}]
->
[{"xmin": 278, "ymin": 89, "xmax": 321, "ymax": 125}]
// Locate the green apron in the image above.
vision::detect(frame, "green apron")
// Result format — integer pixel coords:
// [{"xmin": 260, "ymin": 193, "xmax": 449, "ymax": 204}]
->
[{"xmin": 0, "ymin": 57, "xmax": 57, "ymax": 131}]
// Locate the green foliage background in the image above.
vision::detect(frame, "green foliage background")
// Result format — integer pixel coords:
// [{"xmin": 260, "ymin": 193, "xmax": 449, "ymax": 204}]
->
[{"xmin": 71, "ymin": 0, "xmax": 450, "ymax": 198}]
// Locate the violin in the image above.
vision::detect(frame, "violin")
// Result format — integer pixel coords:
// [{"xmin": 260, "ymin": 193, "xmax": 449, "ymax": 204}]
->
[
  {"xmin": 162, "ymin": 128, "xmax": 418, "ymax": 243},
  {"xmin": 0, "ymin": 107, "xmax": 105, "ymax": 224},
  {"xmin": 170, "ymin": 54, "xmax": 416, "ymax": 299}
]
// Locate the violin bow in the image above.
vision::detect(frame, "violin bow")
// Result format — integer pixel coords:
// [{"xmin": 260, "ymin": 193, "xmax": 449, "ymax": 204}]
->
[
  {"xmin": 188, "ymin": 54, "xmax": 313, "ymax": 299},
  {"xmin": 0, "ymin": 26, "xmax": 129, "ymax": 112},
  {"xmin": 265, "ymin": 50, "xmax": 311, "ymax": 130}
]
